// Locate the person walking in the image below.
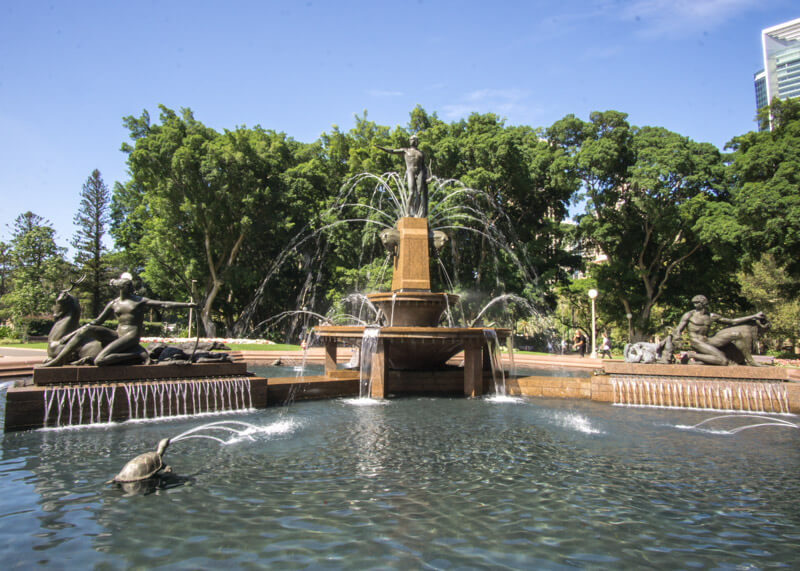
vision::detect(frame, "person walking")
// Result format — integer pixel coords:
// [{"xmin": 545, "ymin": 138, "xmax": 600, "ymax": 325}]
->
[
  {"xmin": 600, "ymin": 333, "xmax": 612, "ymax": 359},
  {"xmin": 573, "ymin": 330, "xmax": 587, "ymax": 357}
]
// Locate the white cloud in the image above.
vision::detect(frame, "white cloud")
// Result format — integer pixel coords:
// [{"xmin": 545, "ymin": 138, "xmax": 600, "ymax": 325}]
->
[
  {"xmin": 619, "ymin": 0, "xmax": 763, "ymax": 37},
  {"xmin": 442, "ymin": 89, "xmax": 536, "ymax": 120},
  {"xmin": 366, "ymin": 89, "xmax": 404, "ymax": 97}
]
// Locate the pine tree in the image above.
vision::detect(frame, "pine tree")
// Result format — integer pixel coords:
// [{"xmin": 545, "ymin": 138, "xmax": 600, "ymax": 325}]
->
[
  {"xmin": 1, "ymin": 212, "xmax": 68, "ymax": 319},
  {"xmin": 72, "ymin": 169, "xmax": 111, "ymax": 316}
]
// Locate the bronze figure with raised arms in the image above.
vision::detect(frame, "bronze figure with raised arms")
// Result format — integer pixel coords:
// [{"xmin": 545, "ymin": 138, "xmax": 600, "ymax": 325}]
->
[{"xmin": 376, "ymin": 135, "xmax": 429, "ymax": 217}]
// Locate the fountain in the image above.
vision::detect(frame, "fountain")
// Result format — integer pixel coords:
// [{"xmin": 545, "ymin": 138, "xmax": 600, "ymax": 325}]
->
[
  {"xmin": 314, "ymin": 143, "xmax": 511, "ymax": 398},
  {"xmin": 2, "ymin": 139, "xmax": 800, "ymax": 569},
  {"xmin": 4, "ymin": 273, "xmax": 267, "ymax": 432}
]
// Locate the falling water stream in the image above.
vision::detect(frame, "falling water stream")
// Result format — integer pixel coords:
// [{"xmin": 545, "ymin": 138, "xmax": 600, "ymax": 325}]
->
[
  {"xmin": 610, "ymin": 377, "xmax": 791, "ymax": 413},
  {"xmin": 482, "ymin": 329, "xmax": 507, "ymax": 396},
  {"xmin": 41, "ymin": 377, "xmax": 254, "ymax": 429},
  {"xmin": 358, "ymin": 327, "xmax": 380, "ymax": 398}
]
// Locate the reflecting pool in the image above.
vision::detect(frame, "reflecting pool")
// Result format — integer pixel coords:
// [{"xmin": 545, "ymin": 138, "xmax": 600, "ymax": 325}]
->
[{"xmin": 1, "ymin": 392, "xmax": 798, "ymax": 568}]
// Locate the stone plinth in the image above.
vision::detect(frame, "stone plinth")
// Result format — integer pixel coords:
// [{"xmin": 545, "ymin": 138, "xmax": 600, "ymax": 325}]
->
[
  {"xmin": 391, "ymin": 217, "xmax": 431, "ymax": 291},
  {"xmin": 315, "ymin": 325, "xmax": 511, "ymax": 397},
  {"xmin": 598, "ymin": 361, "xmax": 800, "ymax": 413},
  {"xmin": 5, "ymin": 374, "xmax": 266, "ymax": 432}
]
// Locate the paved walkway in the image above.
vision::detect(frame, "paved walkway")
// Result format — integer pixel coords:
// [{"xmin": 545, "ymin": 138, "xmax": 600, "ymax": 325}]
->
[{"xmin": 0, "ymin": 347, "xmax": 46, "ymax": 379}]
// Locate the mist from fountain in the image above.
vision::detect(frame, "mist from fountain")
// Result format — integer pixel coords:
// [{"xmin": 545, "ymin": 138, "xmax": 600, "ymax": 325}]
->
[{"xmin": 236, "ymin": 172, "xmax": 545, "ymax": 340}]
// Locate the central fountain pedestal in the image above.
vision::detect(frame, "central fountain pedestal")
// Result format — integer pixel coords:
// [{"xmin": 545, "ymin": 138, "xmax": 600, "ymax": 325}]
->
[{"xmin": 316, "ymin": 216, "xmax": 510, "ymax": 398}]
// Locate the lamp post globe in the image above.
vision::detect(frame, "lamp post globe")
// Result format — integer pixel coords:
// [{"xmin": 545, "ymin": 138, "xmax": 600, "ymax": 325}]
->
[{"xmin": 626, "ymin": 312, "xmax": 633, "ymax": 343}]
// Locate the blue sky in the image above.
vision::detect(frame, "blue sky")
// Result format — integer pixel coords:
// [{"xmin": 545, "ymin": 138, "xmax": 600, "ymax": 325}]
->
[{"xmin": 1, "ymin": 0, "xmax": 797, "ymax": 252}]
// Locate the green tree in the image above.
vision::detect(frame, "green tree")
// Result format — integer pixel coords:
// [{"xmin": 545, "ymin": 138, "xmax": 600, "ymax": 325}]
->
[
  {"xmin": 550, "ymin": 111, "xmax": 737, "ymax": 340},
  {"xmin": 738, "ymin": 254, "xmax": 800, "ymax": 353},
  {"xmin": 314, "ymin": 108, "xmax": 578, "ymax": 321},
  {"xmin": 0, "ymin": 241, "xmax": 10, "ymax": 299},
  {"xmin": 72, "ymin": 169, "xmax": 111, "ymax": 316},
  {"xmin": 113, "ymin": 106, "xmax": 322, "ymax": 336},
  {"xmin": 1, "ymin": 212, "xmax": 69, "ymax": 322},
  {"xmin": 727, "ymin": 98, "xmax": 800, "ymax": 285}
]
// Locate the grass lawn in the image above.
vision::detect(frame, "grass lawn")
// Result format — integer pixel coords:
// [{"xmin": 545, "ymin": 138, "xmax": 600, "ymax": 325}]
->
[
  {"xmin": 0, "ymin": 342, "xmax": 48, "ymax": 350},
  {"xmin": 227, "ymin": 343, "xmax": 301, "ymax": 351}
]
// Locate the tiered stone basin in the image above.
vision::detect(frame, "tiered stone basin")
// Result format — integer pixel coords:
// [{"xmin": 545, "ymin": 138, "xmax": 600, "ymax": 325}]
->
[
  {"xmin": 315, "ymin": 325, "xmax": 509, "ymax": 371},
  {"xmin": 367, "ymin": 291, "xmax": 460, "ymax": 327}
]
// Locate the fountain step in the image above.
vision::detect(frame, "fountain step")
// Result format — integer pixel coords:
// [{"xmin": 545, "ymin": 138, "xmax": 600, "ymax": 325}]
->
[
  {"xmin": 32, "ymin": 362, "xmax": 249, "ymax": 385},
  {"xmin": 4, "ymin": 376, "xmax": 267, "ymax": 432}
]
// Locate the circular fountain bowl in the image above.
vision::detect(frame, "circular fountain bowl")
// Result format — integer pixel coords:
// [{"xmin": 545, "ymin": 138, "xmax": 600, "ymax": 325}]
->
[
  {"xmin": 315, "ymin": 325, "xmax": 511, "ymax": 371},
  {"xmin": 367, "ymin": 292, "xmax": 460, "ymax": 327}
]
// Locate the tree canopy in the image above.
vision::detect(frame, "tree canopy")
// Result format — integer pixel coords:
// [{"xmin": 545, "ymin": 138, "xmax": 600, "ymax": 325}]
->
[
  {"xmin": 549, "ymin": 111, "xmax": 738, "ymax": 340},
  {"xmin": 4, "ymin": 102, "xmax": 797, "ymax": 351}
]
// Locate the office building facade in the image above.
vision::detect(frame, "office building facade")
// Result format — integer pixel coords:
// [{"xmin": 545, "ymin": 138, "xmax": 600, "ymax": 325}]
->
[{"xmin": 754, "ymin": 17, "xmax": 800, "ymax": 122}]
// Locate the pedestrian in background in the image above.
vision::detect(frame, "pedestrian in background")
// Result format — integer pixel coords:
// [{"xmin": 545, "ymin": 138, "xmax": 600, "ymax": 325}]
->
[{"xmin": 600, "ymin": 333, "xmax": 612, "ymax": 359}]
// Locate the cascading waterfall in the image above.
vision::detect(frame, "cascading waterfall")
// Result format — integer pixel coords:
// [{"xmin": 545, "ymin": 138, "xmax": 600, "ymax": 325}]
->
[
  {"xmin": 610, "ymin": 376, "xmax": 791, "ymax": 413},
  {"xmin": 359, "ymin": 327, "xmax": 381, "ymax": 398},
  {"xmin": 44, "ymin": 384, "xmax": 116, "ymax": 427},
  {"xmin": 483, "ymin": 329, "xmax": 506, "ymax": 396},
  {"xmin": 41, "ymin": 377, "xmax": 254, "ymax": 428}
]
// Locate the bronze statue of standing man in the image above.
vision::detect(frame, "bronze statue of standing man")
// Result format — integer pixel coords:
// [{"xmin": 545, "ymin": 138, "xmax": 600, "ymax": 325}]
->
[{"xmin": 376, "ymin": 135, "xmax": 428, "ymax": 218}]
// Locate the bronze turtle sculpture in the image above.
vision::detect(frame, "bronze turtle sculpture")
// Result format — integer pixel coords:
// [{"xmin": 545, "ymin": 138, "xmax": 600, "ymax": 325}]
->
[{"xmin": 107, "ymin": 438, "xmax": 171, "ymax": 484}]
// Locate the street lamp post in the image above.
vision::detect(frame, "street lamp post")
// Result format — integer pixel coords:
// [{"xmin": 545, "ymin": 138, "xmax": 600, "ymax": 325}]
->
[
  {"xmin": 588, "ymin": 289, "xmax": 598, "ymax": 359},
  {"xmin": 626, "ymin": 313, "xmax": 633, "ymax": 343},
  {"xmin": 188, "ymin": 279, "xmax": 197, "ymax": 338}
]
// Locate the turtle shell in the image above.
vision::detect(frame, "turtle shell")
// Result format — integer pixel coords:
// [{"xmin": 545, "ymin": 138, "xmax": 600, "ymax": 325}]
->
[{"xmin": 112, "ymin": 451, "xmax": 164, "ymax": 483}]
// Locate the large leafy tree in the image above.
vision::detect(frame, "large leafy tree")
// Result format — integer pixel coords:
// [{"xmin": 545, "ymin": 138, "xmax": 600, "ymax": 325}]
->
[
  {"xmin": 312, "ymin": 108, "xmax": 578, "ymax": 323},
  {"xmin": 737, "ymin": 254, "xmax": 800, "ymax": 352},
  {"xmin": 550, "ymin": 111, "xmax": 737, "ymax": 340},
  {"xmin": 113, "ymin": 106, "xmax": 323, "ymax": 336},
  {"xmin": 727, "ymin": 98, "xmax": 800, "ymax": 286},
  {"xmin": 1, "ymin": 212, "xmax": 69, "ymax": 320},
  {"xmin": 414, "ymin": 108, "xmax": 579, "ymax": 300},
  {"xmin": 72, "ymin": 169, "xmax": 111, "ymax": 316},
  {"xmin": 0, "ymin": 241, "xmax": 10, "ymax": 300}
]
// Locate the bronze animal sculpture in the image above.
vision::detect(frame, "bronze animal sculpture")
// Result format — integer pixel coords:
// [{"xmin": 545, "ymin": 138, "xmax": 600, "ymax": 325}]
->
[
  {"xmin": 107, "ymin": 438, "xmax": 171, "ymax": 484},
  {"xmin": 380, "ymin": 227, "xmax": 448, "ymax": 259},
  {"xmin": 624, "ymin": 335, "xmax": 675, "ymax": 364},
  {"xmin": 147, "ymin": 343, "xmax": 232, "ymax": 365},
  {"xmin": 42, "ymin": 276, "xmax": 115, "ymax": 367},
  {"xmin": 380, "ymin": 228, "xmax": 400, "ymax": 258}
]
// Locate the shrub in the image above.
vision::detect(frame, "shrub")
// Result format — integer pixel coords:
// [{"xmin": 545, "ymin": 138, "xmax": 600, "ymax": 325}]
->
[
  {"xmin": 14, "ymin": 316, "xmax": 54, "ymax": 337},
  {"xmin": 0, "ymin": 325, "xmax": 18, "ymax": 340}
]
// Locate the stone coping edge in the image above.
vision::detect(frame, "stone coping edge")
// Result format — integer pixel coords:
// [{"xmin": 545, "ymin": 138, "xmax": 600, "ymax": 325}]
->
[{"xmin": 603, "ymin": 361, "xmax": 800, "ymax": 381}]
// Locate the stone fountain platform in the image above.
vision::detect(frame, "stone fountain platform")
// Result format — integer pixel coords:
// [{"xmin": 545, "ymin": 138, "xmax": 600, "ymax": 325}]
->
[
  {"xmin": 4, "ymin": 363, "xmax": 268, "ymax": 432},
  {"xmin": 315, "ymin": 326, "xmax": 510, "ymax": 398}
]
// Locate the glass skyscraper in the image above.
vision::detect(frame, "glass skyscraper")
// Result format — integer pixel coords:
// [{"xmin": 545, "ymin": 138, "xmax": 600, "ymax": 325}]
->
[{"xmin": 754, "ymin": 17, "xmax": 800, "ymax": 128}]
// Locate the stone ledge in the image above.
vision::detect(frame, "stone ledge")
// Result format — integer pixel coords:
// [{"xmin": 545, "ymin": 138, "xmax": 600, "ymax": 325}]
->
[
  {"xmin": 32, "ymin": 362, "xmax": 249, "ymax": 385},
  {"xmin": 603, "ymin": 361, "xmax": 799, "ymax": 381}
]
